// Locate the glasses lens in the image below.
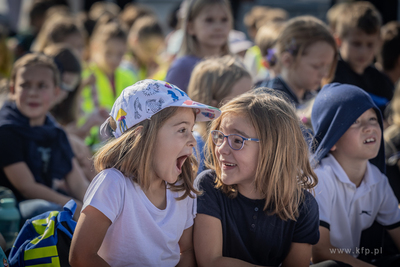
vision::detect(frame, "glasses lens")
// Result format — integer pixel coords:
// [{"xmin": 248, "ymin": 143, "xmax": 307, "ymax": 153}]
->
[
  {"xmin": 211, "ymin": 131, "xmax": 223, "ymax": 146},
  {"xmin": 228, "ymin": 135, "xmax": 244, "ymax": 150}
]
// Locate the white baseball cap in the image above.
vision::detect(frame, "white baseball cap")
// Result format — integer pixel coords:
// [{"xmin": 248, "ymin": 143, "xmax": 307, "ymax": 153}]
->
[{"xmin": 106, "ymin": 79, "xmax": 221, "ymax": 138}]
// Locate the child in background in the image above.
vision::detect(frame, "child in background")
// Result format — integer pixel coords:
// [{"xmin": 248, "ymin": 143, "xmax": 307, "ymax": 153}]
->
[
  {"xmin": 0, "ymin": 24, "xmax": 12, "ymax": 79},
  {"xmin": 81, "ymin": 22, "xmax": 137, "ymax": 147},
  {"xmin": 377, "ymin": 21, "xmax": 400, "ymax": 85},
  {"xmin": 119, "ymin": 3, "xmax": 155, "ymax": 30},
  {"xmin": 44, "ymin": 44, "xmax": 95, "ymax": 181},
  {"xmin": 69, "ymin": 80, "xmax": 221, "ymax": 266},
  {"xmin": 384, "ymin": 82, "xmax": 400, "ymax": 202},
  {"xmin": 311, "ymin": 83, "xmax": 400, "ymax": 267},
  {"xmin": 121, "ymin": 16, "xmax": 166, "ymax": 80},
  {"xmin": 263, "ymin": 16, "xmax": 337, "ymax": 109},
  {"xmin": 165, "ymin": 0, "xmax": 232, "ymax": 92},
  {"xmin": 254, "ymin": 21, "xmax": 286, "ymax": 86},
  {"xmin": 243, "ymin": 6, "xmax": 288, "ymax": 83},
  {"xmin": 326, "ymin": 2, "xmax": 350, "ymax": 35},
  {"xmin": 194, "ymin": 91, "xmax": 322, "ymax": 267},
  {"xmin": 187, "ymin": 55, "xmax": 252, "ymax": 173},
  {"xmin": 32, "ymin": 15, "xmax": 86, "ymax": 61},
  {"xmin": 0, "ymin": 53, "xmax": 88, "ymax": 222},
  {"xmin": 332, "ymin": 2, "xmax": 393, "ymax": 113}
]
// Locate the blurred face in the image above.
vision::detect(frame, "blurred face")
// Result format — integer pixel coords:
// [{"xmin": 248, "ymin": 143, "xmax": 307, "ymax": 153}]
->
[
  {"xmin": 94, "ymin": 38, "xmax": 127, "ymax": 75},
  {"xmin": 131, "ymin": 36, "xmax": 165, "ymax": 65},
  {"xmin": 220, "ymin": 77, "xmax": 252, "ymax": 105},
  {"xmin": 151, "ymin": 108, "xmax": 196, "ymax": 184},
  {"xmin": 331, "ymin": 108, "xmax": 381, "ymax": 163},
  {"xmin": 288, "ymin": 41, "xmax": 335, "ymax": 92},
  {"xmin": 188, "ymin": 4, "xmax": 231, "ymax": 54},
  {"xmin": 215, "ymin": 113, "xmax": 259, "ymax": 195},
  {"xmin": 339, "ymin": 29, "xmax": 380, "ymax": 74},
  {"xmin": 11, "ymin": 65, "xmax": 58, "ymax": 126},
  {"xmin": 63, "ymin": 33, "xmax": 85, "ymax": 61}
]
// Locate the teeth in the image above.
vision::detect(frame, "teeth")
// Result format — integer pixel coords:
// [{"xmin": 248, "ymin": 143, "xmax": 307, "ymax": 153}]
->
[
  {"xmin": 364, "ymin": 138, "xmax": 375, "ymax": 144},
  {"xmin": 225, "ymin": 163, "xmax": 236, "ymax": 166}
]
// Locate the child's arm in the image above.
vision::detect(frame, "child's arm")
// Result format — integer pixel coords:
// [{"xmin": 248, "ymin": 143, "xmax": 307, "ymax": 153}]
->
[
  {"xmin": 281, "ymin": 242, "xmax": 312, "ymax": 267},
  {"xmin": 312, "ymin": 226, "xmax": 375, "ymax": 267},
  {"xmin": 69, "ymin": 205, "xmax": 111, "ymax": 267},
  {"xmin": 3, "ymin": 162, "xmax": 78, "ymax": 207},
  {"xmin": 177, "ymin": 226, "xmax": 196, "ymax": 267},
  {"xmin": 387, "ymin": 226, "xmax": 400, "ymax": 252},
  {"xmin": 65, "ymin": 158, "xmax": 89, "ymax": 202},
  {"xmin": 193, "ymin": 214, "xmax": 269, "ymax": 267}
]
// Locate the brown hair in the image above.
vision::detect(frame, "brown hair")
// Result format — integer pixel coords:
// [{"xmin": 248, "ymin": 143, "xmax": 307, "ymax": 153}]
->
[
  {"xmin": 120, "ymin": 3, "xmax": 155, "ymax": 30},
  {"xmin": 275, "ymin": 15, "xmax": 338, "ymax": 84},
  {"xmin": 90, "ymin": 21, "xmax": 128, "ymax": 46},
  {"xmin": 378, "ymin": 21, "xmax": 400, "ymax": 71},
  {"xmin": 326, "ymin": 2, "xmax": 350, "ymax": 34},
  {"xmin": 180, "ymin": 0, "xmax": 232, "ymax": 57},
  {"xmin": 255, "ymin": 21, "xmax": 285, "ymax": 57},
  {"xmin": 32, "ymin": 15, "xmax": 85, "ymax": 53},
  {"xmin": 10, "ymin": 53, "xmax": 60, "ymax": 88},
  {"xmin": 44, "ymin": 44, "xmax": 82, "ymax": 125},
  {"xmin": 88, "ymin": 1, "xmax": 120, "ymax": 22},
  {"xmin": 187, "ymin": 55, "xmax": 250, "ymax": 137},
  {"xmin": 205, "ymin": 90, "xmax": 318, "ymax": 220},
  {"xmin": 94, "ymin": 107, "xmax": 200, "ymax": 200},
  {"xmin": 336, "ymin": 1, "xmax": 382, "ymax": 38},
  {"xmin": 129, "ymin": 16, "xmax": 163, "ymax": 42}
]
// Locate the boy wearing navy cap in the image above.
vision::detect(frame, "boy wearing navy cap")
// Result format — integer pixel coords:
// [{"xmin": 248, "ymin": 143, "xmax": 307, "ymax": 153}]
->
[{"xmin": 311, "ymin": 83, "xmax": 400, "ymax": 266}]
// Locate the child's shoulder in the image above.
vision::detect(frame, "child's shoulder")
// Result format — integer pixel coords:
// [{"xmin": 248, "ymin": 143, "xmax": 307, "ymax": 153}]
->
[
  {"xmin": 92, "ymin": 168, "xmax": 129, "ymax": 186},
  {"xmin": 170, "ymin": 55, "xmax": 201, "ymax": 69}
]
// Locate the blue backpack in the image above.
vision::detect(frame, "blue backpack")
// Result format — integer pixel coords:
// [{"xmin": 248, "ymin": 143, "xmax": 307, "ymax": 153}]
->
[{"xmin": 8, "ymin": 200, "xmax": 77, "ymax": 267}]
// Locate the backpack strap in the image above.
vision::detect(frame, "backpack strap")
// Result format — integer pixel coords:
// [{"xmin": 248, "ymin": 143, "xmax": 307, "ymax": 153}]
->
[{"xmin": 57, "ymin": 200, "xmax": 77, "ymax": 235}]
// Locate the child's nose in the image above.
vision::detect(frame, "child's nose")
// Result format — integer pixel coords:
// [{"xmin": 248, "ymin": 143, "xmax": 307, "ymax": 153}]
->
[
  {"xmin": 218, "ymin": 137, "xmax": 231, "ymax": 154},
  {"xmin": 188, "ymin": 133, "xmax": 196, "ymax": 147}
]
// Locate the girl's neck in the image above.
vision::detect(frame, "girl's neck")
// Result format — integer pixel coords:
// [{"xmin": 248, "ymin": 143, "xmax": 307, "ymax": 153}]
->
[
  {"xmin": 280, "ymin": 70, "xmax": 306, "ymax": 101},
  {"xmin": 238, "ymin": 184, "xmax": 263, "ymax": 200},
  {"xmin": 196, "ymin": 44, "xmax": 223, "ymax": 58},
  {"xmin": 144, "ymin": 178, "xmax": 167, "ymax": 210},
  {"xmin": 331, "ymin": 153, "xmax": 367, "ymax": 187}
]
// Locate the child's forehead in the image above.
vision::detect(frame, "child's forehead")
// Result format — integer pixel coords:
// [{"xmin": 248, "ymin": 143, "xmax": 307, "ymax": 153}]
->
[
  {"xmin": 16, "ymin": 65, "xmax": 56, "ymax": 83},
  {"xmin": 342, "ymin": 27, "xmax": 380, "ymax": 41}
]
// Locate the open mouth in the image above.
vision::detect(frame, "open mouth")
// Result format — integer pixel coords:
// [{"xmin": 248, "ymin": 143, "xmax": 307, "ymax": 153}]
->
[
  {"xmin": 222, "ymin": 162, "xmax": 237, "ymax": 168},
  {"xmin": 363, "ymin": 138, "xmax": 376, "ymax": 144},
  {"xmin": 176, "ymin": 155, "xmax": 188, "ymax": 173}
]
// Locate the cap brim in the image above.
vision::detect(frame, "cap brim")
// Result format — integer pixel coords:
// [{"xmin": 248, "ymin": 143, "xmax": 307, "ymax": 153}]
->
[{"xmin": 170, "ymin": 99, "xmax": 221, "ymax": 121}]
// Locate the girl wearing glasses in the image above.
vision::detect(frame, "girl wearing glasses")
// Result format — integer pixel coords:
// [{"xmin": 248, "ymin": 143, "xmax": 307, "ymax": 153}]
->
[{"xmin": 193, "ymin": 90, "xmax": 320, "ymax": 267}]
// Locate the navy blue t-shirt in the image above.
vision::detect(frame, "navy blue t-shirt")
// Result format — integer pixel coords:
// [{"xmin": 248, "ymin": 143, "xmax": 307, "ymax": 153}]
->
[{"xmin": 196, "ymin": 170, "xmax": 320, "ymax": 266}]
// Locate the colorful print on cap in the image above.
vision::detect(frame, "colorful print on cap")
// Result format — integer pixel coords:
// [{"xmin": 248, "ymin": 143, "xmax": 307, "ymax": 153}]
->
[{"xmin": 109, "ymin": 79, "xmax": 221, "ymax": 138}]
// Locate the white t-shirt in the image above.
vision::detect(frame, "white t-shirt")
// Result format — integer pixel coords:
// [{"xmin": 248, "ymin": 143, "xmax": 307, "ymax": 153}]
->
[
  {"xmin": 82, "ymin": 168, "xmax": 196, "ymax": 267},
  {"xmin": 314, "ymin": 154, "xmax": 400, "ymax": 257}
]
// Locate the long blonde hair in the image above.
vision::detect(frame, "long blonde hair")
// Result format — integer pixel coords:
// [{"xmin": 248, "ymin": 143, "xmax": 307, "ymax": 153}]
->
[
  {"xmin": 180, "ymin": 0, "xmax": 232, "ymax": 57},
  {"xmin": 187, "ymin": 55, "xmax": 250, "ymax": 137},
  {"xmin": 205, "ymin": 90, "xmax": 317, "ymax": 220},
  {"xmin": 94, "ymin": 107, "xmax": 199, "ymax": 200},
  {"xmin": 275, "ymin": 15, "xmax": 338, "ymax": 85}
]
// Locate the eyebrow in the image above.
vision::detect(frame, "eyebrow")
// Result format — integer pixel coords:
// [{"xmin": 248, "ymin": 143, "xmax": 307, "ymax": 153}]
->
[
  {"xmin": 173, "ymin": 121, "xmax": 192, "ymax": 127},
  {"xmin": 233, "ymin": 128, "xmax": 249, "ymax": 137}
]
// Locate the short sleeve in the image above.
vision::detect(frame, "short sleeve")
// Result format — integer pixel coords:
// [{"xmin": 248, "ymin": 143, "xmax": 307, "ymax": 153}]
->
[
  {"xmin": 195, "ymin": 170, "xmax": 222, "ymax": 221},
  {"xmin": 376, "ymin": 175, "xmax": 400, "ymax": 229},
  {"xmin": 314, "ymin": 168, "xmax": 335, "ymax": 230},
  {"xmin": 292, "ymin": 191, "xmax": 320, "ymax": 245},
  {"xmin": 184, "ymin": 195, "xmax": 196, "ymax": 229},
  {"xmin": 0, "ymin": 128, "xmax": 24, "ymax": 167},
  {"xmin": 82, "ymin": 169, "xmax": 125, "ymax": 223}
]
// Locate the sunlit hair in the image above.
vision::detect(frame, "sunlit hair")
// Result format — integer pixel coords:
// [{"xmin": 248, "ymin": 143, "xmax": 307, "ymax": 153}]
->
[
  {"xmin": 120, "ymin": 3, "xmax": 154, "ymax": 30},
  {"xmin": 10, "ymin": 53, "xmax": 60, "ymax": 88},
  {"xmin": 275, "ymin": 15, "xmax": 338, "ymax": 85},
  {"xmin": 187, "ymin": 55, "xmax": 250, "ymax": 137},
  {"xmin": 44, "ymin": 44, "xmax": 82, "ymax": 125},
  {"xmin": 180, "ymin": 0, "xmax": 232, "ymax": 57},
  {"xmin": 90, "ymin": 21, "xmax": 127, "ymax": 49},
  {"xmin": 255, "ymin": 21, "xmax": 285, "ymax": 69},
  {"xmin": 378, "ymin": 21, "xmax": 400, "ymax": 72},
  {"xmin": 326, "ymin": 2, "xmax": 350, "ymax": 34},
  {"xmin": 336, "ymin": 1, "xmax": 382, "ymax": 38},
  {"xmin": 205, "ymin": 90, "xmax": 318, "ymax": 221},
  {"xmin": 390, "ymin": 83, "xmax": 400, "ymax": 127},
  {"xmin": 129, "ymin": 16, "xmax": 163, "ymax": 42},
  {"xmin": 0, "ymin": 25, "xmax": 12, "ymax": 78},
  {"xmin": 32, "ymin": 15, "xmax": 85, "ymax": 53},
  {"xmin": 88, "ymin": 1, "xmax": 120, "ymax": 22},
  {"xmin": 94, "ymin": 107, "xmax": 199, "ymax": 200}
]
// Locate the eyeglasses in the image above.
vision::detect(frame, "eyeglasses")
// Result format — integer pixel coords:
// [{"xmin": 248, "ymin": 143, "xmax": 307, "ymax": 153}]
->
[{"xmin": 211, "ymin": 130, "xmax": 259, "ymax": 151}]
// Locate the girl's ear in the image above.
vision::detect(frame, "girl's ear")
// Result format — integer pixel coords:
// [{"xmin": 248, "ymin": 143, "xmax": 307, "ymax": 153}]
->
[
  {"xmin": 280, "ymin": 52, "xmax": 294, "ymax": 68},
  {"xmin": 330, "ymin": 144, "xmax": 337, "ymax": 152},
  {"xmin": 9, "ymin": 85, "xmax": 16, "ymax": 100}
]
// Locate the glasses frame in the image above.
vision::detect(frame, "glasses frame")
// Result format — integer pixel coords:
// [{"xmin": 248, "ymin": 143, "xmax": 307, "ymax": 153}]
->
[{"xmin": 211, "ymin": 130, "xmax": 260, "ymax": 151}]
